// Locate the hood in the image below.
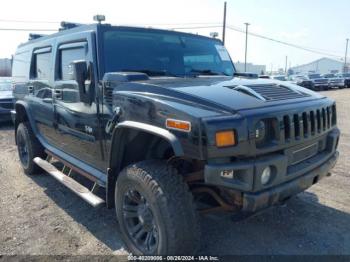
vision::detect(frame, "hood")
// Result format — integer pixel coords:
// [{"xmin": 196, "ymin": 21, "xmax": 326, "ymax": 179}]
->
[
  {"xmin": 0, "ymin": 90, "xmax": 13, "ymax": 99},
  {"xmin": 137, "ymin": 76, "xmax": 324, "ymax": 112}
]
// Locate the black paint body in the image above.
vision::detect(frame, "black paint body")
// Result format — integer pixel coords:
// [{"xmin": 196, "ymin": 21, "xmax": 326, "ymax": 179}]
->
[{"xmin": 12, "ymin": 24, "xmax": 340, "ymax": 212}]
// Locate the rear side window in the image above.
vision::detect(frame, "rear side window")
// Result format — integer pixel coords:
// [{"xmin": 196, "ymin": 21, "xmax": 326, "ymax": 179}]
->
[
  {"xmin": 59, "ymin": 46, "xmax": 86, "ymax": 80},
  {"xmin": 33, "ymin": 50, "xmax": 52, "ymax": 80}
]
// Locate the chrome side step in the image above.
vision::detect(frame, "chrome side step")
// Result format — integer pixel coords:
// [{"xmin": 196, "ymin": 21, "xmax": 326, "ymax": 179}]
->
[{"xmin": 33, "ymin": 157, "xmax": 105, "ymax": 208}]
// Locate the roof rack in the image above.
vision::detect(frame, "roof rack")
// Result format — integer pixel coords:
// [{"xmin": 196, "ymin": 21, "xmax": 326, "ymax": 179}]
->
[
  {"xmin": 59, "ymin": 21, "xmax": 83, "ymax": 31},
  {"xmin": 28, "ymin": 33, "xmax": 47, "ymax": 41}
]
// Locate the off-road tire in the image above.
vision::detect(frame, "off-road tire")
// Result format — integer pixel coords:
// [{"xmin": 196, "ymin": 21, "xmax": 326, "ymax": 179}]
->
[
  {"xmin": 16, "ymin": 122, "xmax": 46, "ymax": 175},
  {"xmin": 115, "ymin": 160, "xmax": 200, "ymax": 255}
]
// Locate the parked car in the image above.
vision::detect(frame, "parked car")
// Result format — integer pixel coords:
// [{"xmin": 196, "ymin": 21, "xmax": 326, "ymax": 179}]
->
[
  {"xmin": 336, "ymin": 73, "xmax": 350, "ymax": 88},
  {"xmin": 305, "ymin": 73, "xmax": 329, "ymax": 91},
  {"xmin": 288, "ymin": 75, "xmax": 315, "ymax": 90},
  {"xmin": 0, "ymin": 77, "xmax": 14, "ymax": 123},
  {"xmin": 12, "ymin": 20, "xmax": 340, "ymax": 255},
  {"xmin": 322, "ymin": 73, "xmax": 345, "ymax": 89},
  {"xmin": 271, "ymin": 75, "xmax": 287, "ymax": 81},
  {"xmin": 258, "ymin": 75, "xmax": 271, "ymax": 79}
]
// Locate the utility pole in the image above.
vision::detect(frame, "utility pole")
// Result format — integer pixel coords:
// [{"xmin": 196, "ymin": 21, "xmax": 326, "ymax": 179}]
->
[
  {"xmin": 222, "ymin": 2, "xmax": 227, "ymax": 45},
  {"xmin": 244, "ymin": 22, "xmax": 250, "ymax": 72},
  {"xmin": 344, "ymin": 38, "xmax": 349, "ymax": 73},
  {"xmin": 285, "ymin": 56, "xmax": 288, "ymax": 75}
]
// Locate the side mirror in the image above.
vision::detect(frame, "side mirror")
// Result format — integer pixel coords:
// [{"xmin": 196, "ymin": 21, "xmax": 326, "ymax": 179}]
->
[{"xmin": 69, "ymin": 60, "xmax": 93, "ymax": 104}]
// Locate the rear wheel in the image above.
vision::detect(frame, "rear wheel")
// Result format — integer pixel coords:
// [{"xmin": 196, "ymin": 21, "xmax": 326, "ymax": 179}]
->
[
  {"xmin": 115, "ymin": 160, "xmax": 200, "ymax": 255},
  {"xmin": 16, "ymin": 122, "xmax": 45, "ymax": 175}
]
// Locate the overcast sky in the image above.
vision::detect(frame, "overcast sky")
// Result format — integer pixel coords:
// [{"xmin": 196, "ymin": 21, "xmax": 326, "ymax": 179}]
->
[{"xmin": 0, "ymin": 0, "xmax": 349, "ymax": 70}]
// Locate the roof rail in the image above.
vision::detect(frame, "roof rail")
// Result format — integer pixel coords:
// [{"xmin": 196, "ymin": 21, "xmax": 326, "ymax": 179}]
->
[
  {"xmin": 28, "ymin": 33, "xmax": 47, "ymax": 41},
  {"xmin": 59, "ymin": 21, "xmax": 83, "ymax": 31}
]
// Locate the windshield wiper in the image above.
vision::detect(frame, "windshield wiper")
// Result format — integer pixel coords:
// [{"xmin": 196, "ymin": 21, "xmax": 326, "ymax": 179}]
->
[
  {"xmin": 189, "ymin": 69, "xmax": 229, "ymax": 76},
  {"xmin": 121, "ymin": 69, "xmax": 179, "ymax": 77}
]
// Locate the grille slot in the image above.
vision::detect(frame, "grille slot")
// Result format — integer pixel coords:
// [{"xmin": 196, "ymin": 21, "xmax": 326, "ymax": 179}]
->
[
  {"xmin": 104, "ymin": 85, "xmax": 113, "ymax": 106},
  {"xmin": 282, "ymin": 105, "xmax": 336, "ymax": 142},
  {"xmin": 283, "ymin": 116, "xmax": 291, "ymax": 140},
  {"xmin": 310, "ymin": 111, "xmax": 315, "ymax": 134},
  {"xmin": 293, "ymin": 114, "xmax": 300, "ymax": 138},
  {"xmin": 247, "ymin": 84, "xmax": 309, "ymax": 101}
]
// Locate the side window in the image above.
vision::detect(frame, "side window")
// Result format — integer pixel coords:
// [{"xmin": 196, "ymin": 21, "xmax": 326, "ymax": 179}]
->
[
  {"xmin": 33, "ymin": 51, "xmax": 51, "ymax": 80},
  {"xmin": 59, "ymin": 46, "xmax": 86, "ymax": 80},
  {"xmin": 12, "ymin": 51, "xmax": 31, "ymax": 80}
]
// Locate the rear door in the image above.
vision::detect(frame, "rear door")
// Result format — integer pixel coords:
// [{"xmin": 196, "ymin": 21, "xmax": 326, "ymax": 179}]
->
[{"xmin": 52, "ymin": 32, "xmax": 105, "ymax": 170}]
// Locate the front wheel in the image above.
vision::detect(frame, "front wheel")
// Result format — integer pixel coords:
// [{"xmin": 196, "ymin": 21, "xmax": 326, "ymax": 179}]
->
[
  {"xmin": 115, "ymin": 160, "xmax": 200, "ymax": 255},
  {"xmin": 16, "ymin": 122, "xmax": 45, "ymax": 175}
]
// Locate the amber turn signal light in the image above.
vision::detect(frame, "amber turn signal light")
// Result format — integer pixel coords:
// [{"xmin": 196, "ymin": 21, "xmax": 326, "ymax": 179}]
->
[
  {"xmin": 215, "ymin": 130, "xmax": 236, "ymax": 147},
  {"xmin": 166, "ymin": 119, "xmax": 191, "ymax": 132}
]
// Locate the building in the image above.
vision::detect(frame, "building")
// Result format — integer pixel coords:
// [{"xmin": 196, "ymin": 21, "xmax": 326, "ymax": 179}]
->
[
  {"xmin": 0, "ymin": 58, "xmax": 12, "ymax": 76},
  {"xmin": 234, "ymin": 61, "xmax": 266, "ymax": 74},
  {"xmin": 290, "ymin": 57, "xmax": 348, "ymax": 75}
]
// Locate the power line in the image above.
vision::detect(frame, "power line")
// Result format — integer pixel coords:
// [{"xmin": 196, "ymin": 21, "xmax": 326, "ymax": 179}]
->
[
  {"xmin": 0, "ymin": 28, "xmax": 56, "ymax": 31},
  {"xmin": 165, "ymin": 24, "xmax": 345, "ymax": 59},
  {"xmin": 170, "ymin": 25, "xmax": 221, "ymax": 30},
  {"xmin": 0, "ymin": 19, "xmax": 60, "ymax": 24},
  {"xmin": 226, "ymin": 25, "xmax": 344, "ymax": 59},
  {"xmin": 0, "ymin": 22, "xmax": 347, "ymax": 60},
  {"xmin": 0, "ymin": 18, "xmax": 222, "ymax": 26}
]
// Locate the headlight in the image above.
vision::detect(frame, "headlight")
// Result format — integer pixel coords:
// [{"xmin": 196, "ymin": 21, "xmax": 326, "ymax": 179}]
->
[
  {"xmin": 261, "ymin": 166, "xmax": 272, "ymax": 185},
  {"xmin": 255, "ymin": 120, "xmax": 266, "ymax": 143}
]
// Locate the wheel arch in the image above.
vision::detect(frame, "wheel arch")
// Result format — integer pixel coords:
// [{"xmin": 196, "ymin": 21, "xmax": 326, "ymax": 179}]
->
[
  {"xmin": 14, "ymin": 101, "xmax": 37, "ymax": 144},
  {"xmin": 106, "ymin": 121, "xmax": 185, "ymax": 208}
]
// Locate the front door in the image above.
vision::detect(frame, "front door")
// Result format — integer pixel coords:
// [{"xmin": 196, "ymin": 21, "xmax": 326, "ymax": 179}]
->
[{"xmin": 52, "ymin": 33, "xmax": 104, "ymax": 170}]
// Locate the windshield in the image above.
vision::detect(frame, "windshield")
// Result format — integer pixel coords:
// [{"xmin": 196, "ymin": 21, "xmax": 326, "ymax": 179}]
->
[
  {"xmin": 102, "ymin": 29, "xmax": 235, "ymax": 77},
  {"xmin": 342, "ymin": 73, "xmax": 350, "ymax": 77},
  {"xmin": 308, "ymin": 74, "xmax": 321, "ymax": 79},
  {"xmin": 0, "ymin": 80, "xmax": 12, "ymax": 91}
]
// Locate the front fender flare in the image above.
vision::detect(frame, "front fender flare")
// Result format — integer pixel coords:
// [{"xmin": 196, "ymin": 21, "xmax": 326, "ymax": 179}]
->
[
  {"xmin": 106, "ymin": 121, "xmax": 184, "ymax": 208},
  {"xmin": 114, "ymin": 121, "xmax": 184, "ymax": 157}
]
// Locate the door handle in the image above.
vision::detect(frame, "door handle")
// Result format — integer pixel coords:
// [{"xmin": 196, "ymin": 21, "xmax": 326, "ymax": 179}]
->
[{"xmin": 53, "ymin": 89, "xmax": 62, "ymax": 99}]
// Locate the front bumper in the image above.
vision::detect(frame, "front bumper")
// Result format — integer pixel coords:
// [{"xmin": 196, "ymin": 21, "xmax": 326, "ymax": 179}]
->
[
  {"xmin": 329, "ymin": 82, "xmax": 344, "ymax": 88},
  {"xmin": 204, "ymin": 128, "xmax": 340, "ymax": 212},
  {"xmin": 10, "ymin": 109, "xmax": 16, "ymax": 124},
  {"xmin": 242, "ymin": 150, "xmax": 338, "ymax": 212},
  {"xmin": 313, "ymin": 83, "xmax": 329, "ymax": 89},
  {"xmin": 0, "ymin": 108, "xmax": 12, "ymax": 122}
]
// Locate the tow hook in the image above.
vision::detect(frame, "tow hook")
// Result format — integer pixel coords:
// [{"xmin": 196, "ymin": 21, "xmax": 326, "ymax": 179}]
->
[{"xmin": 105, "ymin": 107, "xmax": 122, "ymax": 134}]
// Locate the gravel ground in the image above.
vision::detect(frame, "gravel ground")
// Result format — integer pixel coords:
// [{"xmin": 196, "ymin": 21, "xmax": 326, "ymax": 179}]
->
[{"xmin": 0, "ymin": 89, "xmax": 350, "ymax": 255}]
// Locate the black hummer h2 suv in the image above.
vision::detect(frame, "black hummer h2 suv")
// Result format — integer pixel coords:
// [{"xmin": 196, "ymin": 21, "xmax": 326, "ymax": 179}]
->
[{"xmin": 12, "ymin": 21, "xmax": 340, "ymax": 255}]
